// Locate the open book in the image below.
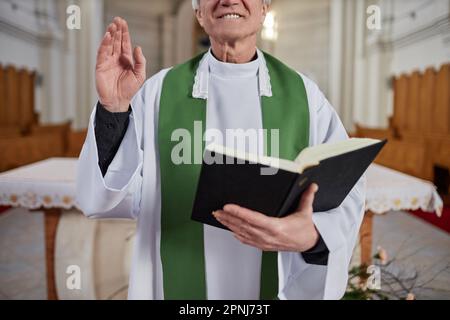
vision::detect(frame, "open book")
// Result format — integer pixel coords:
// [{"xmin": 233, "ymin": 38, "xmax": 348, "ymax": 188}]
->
[{"xmin": 191, "ymin": 138, "xmax": 386, "ymax": 230}]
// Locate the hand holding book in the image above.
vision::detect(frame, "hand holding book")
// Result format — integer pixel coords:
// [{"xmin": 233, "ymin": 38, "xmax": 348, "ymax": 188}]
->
[
  {"xmin": 212, "ymin": 183, "xmax": 320, "ymax": 252},
  {"xmin": 192, "ymin": 138, "xmax": 386, "ymax": 231}
]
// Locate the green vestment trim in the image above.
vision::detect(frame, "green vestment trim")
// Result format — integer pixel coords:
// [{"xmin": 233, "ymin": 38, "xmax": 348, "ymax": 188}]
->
[{"xmin": 158, "ymin": 51, "xmax": 309, "ymax": 300}]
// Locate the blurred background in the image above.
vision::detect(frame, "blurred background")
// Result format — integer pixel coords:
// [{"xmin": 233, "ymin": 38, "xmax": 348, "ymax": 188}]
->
[{"xmin": 0, "ymin": 0, "xmax": 449, "ymax": 300}]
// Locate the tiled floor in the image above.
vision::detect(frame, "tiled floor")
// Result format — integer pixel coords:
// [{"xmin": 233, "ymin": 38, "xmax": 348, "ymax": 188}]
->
[
  {"xmin": 1, "ymin": 207, "xmax": 449, "ymax": 299},
  {"xmin": 372, "ymin": 211, "xmax": 450, "ymax": 299},
  {"xmin": 0, "ymin": 208, "xmax": 46, "ymax": 299}
]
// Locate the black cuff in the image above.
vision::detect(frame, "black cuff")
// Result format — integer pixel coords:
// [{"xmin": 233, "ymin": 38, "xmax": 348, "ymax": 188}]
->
[
  {"xmin": 301, "ymin": 234, "xmax": 329, "ymax": 266},
  {"xmin": 94, "ymin": 102, "xmax": 131, "ymax": 176}
]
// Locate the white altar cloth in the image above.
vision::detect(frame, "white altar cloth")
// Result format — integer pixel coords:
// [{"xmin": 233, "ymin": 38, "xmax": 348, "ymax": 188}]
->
[
  {"xmin": 0, "ymin": 158, "xmax": 77, "ymax": 210},
  {"xmin": 365, "ymin": 164, "xmax": 443, "ymax": 216}
]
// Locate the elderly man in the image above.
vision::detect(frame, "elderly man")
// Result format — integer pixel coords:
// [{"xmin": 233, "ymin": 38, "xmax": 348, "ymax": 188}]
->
[{"xmin": 77, "ymin": 0, "xmax": 365, "ymax": 300}]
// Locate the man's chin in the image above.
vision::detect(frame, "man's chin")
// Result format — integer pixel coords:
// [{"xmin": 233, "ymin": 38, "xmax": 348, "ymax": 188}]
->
[{"xmin": 214, "ymin": 31, "xmax": 250, "ymax": 44}]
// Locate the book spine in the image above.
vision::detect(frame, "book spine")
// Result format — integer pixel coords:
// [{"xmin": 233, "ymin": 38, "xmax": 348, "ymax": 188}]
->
[{"xmin": 276, "ymin": 171, "xmax": 315, "ymax": 217}]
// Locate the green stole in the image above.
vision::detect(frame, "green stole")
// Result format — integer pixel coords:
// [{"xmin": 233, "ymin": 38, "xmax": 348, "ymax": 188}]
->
[{"xmin": 158, "ymin": 52, "xmax": 310, "ymax": 299}]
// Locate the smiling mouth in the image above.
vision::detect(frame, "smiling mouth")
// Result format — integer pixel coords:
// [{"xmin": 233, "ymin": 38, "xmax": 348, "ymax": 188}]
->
[{"xmin": 218, "ymin": 13, "xmax": 244, "ymax": 20}]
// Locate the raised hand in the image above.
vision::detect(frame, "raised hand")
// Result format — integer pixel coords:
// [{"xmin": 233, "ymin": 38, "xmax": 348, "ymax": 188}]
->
[{"xmin": 95, "ymin": 17, "xmax": 146, "ymax": 112}]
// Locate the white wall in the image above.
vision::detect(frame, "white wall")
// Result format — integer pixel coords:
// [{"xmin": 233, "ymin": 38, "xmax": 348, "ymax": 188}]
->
[
  {"xmin": 384, "ymin": 0, "xmax": 449, "ymax": 126},
  {"xmin": 339, "ymin": 0, "xmax": 450, "ymax": 129},
  {"xmin": 0, "ymin": 0, "xmax": 103, "ymax": 129},
  {"xmin": 0, "ymin": 0, "xmax": 60, "ymax": 124},
  {"xmin": 175, "ymin": 0, "xmax": 197, "ymax": 65},
  {"xmin": 392, "ymin": 35, "xmax": 450, "ymax": 75},
  {"xmin": 0, "ymin": 32, "xmax": 41, "ymax": 70},
  {"xmin": 389, "ymin": 0, "xmax": 450, "ymax": 75},
  {"xmin": 265, "ymin": 0, "xmax": 450, "ymax": 130},
  {"xmin": 0, "ymin": 0, "xmax": 184, "ymax": 129},
  {"xmin": 104, "ymin": 0, "xmax": 174, "ymax": 76},
  {"xmin": 0, "ymin": 31, "xmax": 42, "ymax": 115},
  {"xmin": 103, "ymin": 0, "xmax": 201, "ymax": 77},
  {"xmin": 268, "ymin": 0, "xmax": 331, "ymax": 95}
]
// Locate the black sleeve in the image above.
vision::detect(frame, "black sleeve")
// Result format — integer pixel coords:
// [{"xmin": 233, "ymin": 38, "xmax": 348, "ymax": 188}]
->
[
  {"xmin": 301, "ymin": 234, "xmax": 329, "ymax": 266},
  {"xmin": 94, "ymin": 102, "xmax": 132, "ymax": 176}
]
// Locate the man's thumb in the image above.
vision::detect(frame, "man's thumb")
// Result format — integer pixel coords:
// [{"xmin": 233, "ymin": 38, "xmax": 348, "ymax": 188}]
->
[
  {"xmin": 296, "ymin": 183, "xmax": 318, "ymax": 214},
  {"xmin": 133, "ymin": 46, "xmax": 146, "ymax": 76}
]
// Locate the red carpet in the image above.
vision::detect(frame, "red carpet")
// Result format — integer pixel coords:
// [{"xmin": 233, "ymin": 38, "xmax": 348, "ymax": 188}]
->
[
  {"xmin": 0, "ymin": 206, "xmax": 11, "ymax": 215},
  {"xmin": 408, "ymin": 206, "xmax": 450, "ymax": 233}
]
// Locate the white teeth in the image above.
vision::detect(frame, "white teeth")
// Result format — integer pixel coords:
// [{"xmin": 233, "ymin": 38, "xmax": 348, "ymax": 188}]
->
[{"xmin": 222, "ymin": 14, "xmax": 241, "ymax": 19}]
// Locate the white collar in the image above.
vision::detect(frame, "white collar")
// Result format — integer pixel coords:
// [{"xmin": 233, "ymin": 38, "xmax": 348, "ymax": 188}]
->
[{"xmin": 192, "ymin": 48, "xmax": 273, "ymax": 99}]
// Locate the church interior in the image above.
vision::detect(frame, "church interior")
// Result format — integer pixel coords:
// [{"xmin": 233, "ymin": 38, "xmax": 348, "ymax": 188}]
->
[{"xmin": 0, "ymin": 0, "xmax": 449, "ymax": 300}]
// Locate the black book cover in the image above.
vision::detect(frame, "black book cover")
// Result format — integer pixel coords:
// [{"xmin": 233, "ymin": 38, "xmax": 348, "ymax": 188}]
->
[{"xmin": 191, "ymin": 140, "xmax": 387, "ymax": 230}]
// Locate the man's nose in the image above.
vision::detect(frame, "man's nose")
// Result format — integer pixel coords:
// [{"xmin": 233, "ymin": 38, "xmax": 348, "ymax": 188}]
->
[{"xmin": 219, "ymin": 0, "xmax": 240, "ymax": 7}]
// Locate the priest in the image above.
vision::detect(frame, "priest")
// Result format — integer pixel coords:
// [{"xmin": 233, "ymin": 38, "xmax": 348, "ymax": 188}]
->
[{"xmin": 77, "ymin": 0, "xmax": 366, "ymax": 300}]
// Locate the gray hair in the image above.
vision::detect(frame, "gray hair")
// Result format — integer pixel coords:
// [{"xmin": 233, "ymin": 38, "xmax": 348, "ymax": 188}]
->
[{"xmin": 192, "ymin": 0, "xmax": 271, "ymax": 10}]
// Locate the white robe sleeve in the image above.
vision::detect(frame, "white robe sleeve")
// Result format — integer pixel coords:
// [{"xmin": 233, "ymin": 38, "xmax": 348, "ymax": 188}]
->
[
  {"xmin": 76, "ymin": 79, "xmax": 153, "ymax": 219},
  {"xmin": 279, "ymin": 74, "xmax": 366, "ymax": 300}
]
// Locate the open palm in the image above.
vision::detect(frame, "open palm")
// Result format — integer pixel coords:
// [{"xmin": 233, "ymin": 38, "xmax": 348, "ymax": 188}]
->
[{"xmin": 96, "ymin": 17, "xmax": 146, "ymax": 112}]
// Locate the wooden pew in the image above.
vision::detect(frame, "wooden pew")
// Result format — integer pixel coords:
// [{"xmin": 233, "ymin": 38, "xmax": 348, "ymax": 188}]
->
[
  {"xmin": 356, "ymin": 63, "xmax": 450, "ymax": 198},
  {"xmin": 0, "ymin": 64, "xmax": 87, "ymax": 172}
]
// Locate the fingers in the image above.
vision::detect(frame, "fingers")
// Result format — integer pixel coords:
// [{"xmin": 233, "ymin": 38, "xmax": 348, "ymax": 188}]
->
[
  {"xmin": 97, "ymin": 31, "xmax": 113, "ymax": 63},
  {"xmin": 109, "ymin": 17, "xmax": 125, "ymax": 57},
  {"xmin": 133, "ymin": 46, "xmax": 146, "ymax": 77},
  {"xmin": 213, "ymin": 210, "xmax": 260, "ymax": 237},
  {"xmin": 213, "ymin": 210, "xmax": 273, "ymax": 250},
  {"xmin": 222, "ymin": 204, "xmax": 271, "ymax": 230},
  {"xmin": 107, "ymin": 21, "xmax": 117, "ymax": 35},
  {"xmin": 107, "ymin": 16, "xmax": 144, "ymax": 74},
  {"xmin": 121, "ymin": 18, "xmax": 133, "ymax": 60},
  {"xmin": 234, "ymin": 233, "xmax": 263, "ymax": 250},
  {"xmin": 296, "ymin": 183, "xmax": 318, "ymax": 213},
  {"xmin": 106, "ymin": 23, "xmax": 117, "ymax": 57},
  {"xmin": 113, "ymin": 28, "xmax": 122, "ymax": 57},
  {"xmin": 213, "ymin": 210, "xmax": 245, "ymax": 232},
  {"xmin": 234, "ymin": 231, "xmax": 279, "ymax": 252},
  {"xmin": 97, "ymin": 21, "xmax": 117, "ymax": 60}
]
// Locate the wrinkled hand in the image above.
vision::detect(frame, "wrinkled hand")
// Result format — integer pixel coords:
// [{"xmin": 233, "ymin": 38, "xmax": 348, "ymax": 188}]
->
[
  {"xmin": 213, "ymin": 184, "xmax": 320, "ymax": 252},
  {"xmin": 96, "ymin": 17, "xmax": 146, "ymax": 112}
]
